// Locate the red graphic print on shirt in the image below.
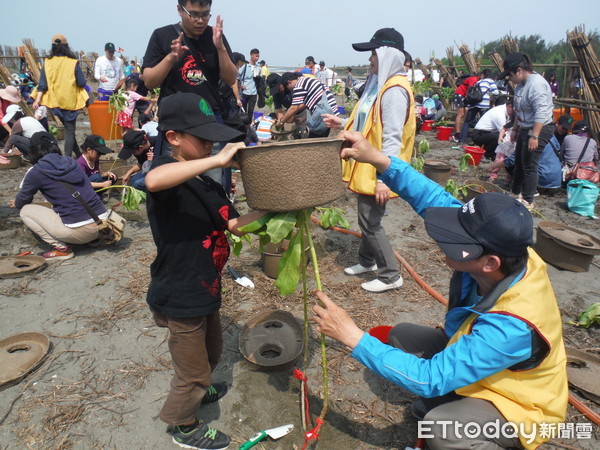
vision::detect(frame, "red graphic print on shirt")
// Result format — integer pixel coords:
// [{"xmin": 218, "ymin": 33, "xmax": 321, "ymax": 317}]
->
[{"xmin": 179, "ymin": 55, "xmax": 207, "ymax": 86}]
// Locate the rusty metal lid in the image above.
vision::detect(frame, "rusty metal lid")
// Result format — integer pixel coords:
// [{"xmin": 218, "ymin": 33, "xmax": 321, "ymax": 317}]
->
[
  {"xmin": 537, "ymin": 221, "xmax": 600, "ymax": 255},
  {"xmin": 0, "ymin": 255, "xmax": 46, "ymax": 279},
  {"xmin": 0, "ymin": 332, "xmax": 50, "ymax": 387},
  {"xmin": 239, "ymin": 310, "xmax": 303, "ymax": 371}
]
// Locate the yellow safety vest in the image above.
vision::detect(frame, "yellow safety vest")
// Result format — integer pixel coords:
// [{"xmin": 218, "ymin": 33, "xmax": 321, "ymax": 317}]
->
[
  {"xmin": 448, "ymin": 250, "xmax": 568, "ymax": 449},
  {"xmin": 342, "ymin": 75, "xmax": 415, "ymax": 196},
  {"xmin": 39, "ymin": 57, "xmax": 88, "ymax": 111}
]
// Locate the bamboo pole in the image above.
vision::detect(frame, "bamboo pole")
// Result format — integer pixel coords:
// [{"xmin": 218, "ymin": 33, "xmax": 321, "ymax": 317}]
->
[
  {"xmin": 458, "ymin": 44, "xmax": 478, "ymax": 75},
  {"xmin": 446, "ymin": 46, "xmax": 457, "ymax": 76},
  {"xmin": 433, "ymin": 58, "xmax": 456, "ymax": 89},
  {"xmin": 414, "ymin": 58, "xmax": 431, "ymax": 78}
]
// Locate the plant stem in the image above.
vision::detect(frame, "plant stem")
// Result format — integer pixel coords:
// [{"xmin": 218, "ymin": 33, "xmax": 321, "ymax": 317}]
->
[
  {"xmin": 302, "ymin": 209, "xmax": 329, "ymax": 419},
  {"xmin": 300, "ymin": 223, "xmax": 309, "ymax": 369}
]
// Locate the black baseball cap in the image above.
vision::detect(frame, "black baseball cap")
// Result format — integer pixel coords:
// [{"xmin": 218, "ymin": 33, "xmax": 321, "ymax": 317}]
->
[
  {"xmin": 573, "ymin": 120, "xmax": 589, "ymax": 133},
  {"xmin": 556, "ymin": 114, "xmax": 574, "ymax": 130},
  {"xmin": 157, "ymin": 92, "xmax": 244, "ymax": 142},
  {"xmin": 119, "ymin": 130, "xmax": 146, "ymax": 159},
  {"xmin": 105, "ymin": 42, "xmax": 116, "ymax": 52},
  {"xmin": 424, "ymin": 193, "xmax": 533, "ymax": 262},
  {"xmin": 266, "ymin": 73, "xmax": 282, "ymax": 96},
  {"xmin": 499, "ymin": 52, "xmax": 527, "ymax": 78},
  {"xmin": 305, "ymin": 56, "xmax": 315, "ymax": 64},
  {"xmin": 352, "ymin": 28, "xmax": 404, "ymax": 52},
  {"xmin": 81, "ymin": 134, "xmax": 113, "ymax": 154},
  {"xmin": 30, "ymin": 131, "xmax": 58, "ymax": 148}
]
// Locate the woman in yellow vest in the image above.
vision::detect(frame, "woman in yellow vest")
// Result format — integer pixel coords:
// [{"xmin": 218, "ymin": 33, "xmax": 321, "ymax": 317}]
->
[
  {"xmin": 323, "ymin": 28, "xmax": 416, "ymax": 293},
  {"xmin": 33, "ymin": 34, "xmax": 89, "ymax": 158}
]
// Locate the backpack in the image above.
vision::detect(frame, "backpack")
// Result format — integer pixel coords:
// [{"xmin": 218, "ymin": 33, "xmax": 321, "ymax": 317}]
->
[{"xmin": 465, "ymin": 82, "xmax": 484, "ymax": 105}]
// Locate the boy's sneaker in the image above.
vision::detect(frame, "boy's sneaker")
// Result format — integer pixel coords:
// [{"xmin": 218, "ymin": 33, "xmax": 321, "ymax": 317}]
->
[
  {"xmin": 42, "ymin": 246, "xmax": 74, "ymax": 261},
  {"xmin": 169, "ymin": 421, "xmax": 230, "ymax": 450},
  {"xmin": 200, "ymin": 383, "xmax": 227, "ymax": 406}
]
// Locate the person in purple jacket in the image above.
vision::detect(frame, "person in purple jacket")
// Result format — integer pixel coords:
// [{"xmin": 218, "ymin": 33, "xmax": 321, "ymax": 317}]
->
[{"xmin": 10, "ymin": 131, "xmax": 108, "ymax": 260}]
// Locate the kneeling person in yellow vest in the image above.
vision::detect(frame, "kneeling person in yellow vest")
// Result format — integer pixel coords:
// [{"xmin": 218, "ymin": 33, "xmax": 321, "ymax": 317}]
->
[{"xmin": 313, "ymin": 130, "xmax": 568, "ymax": 450}]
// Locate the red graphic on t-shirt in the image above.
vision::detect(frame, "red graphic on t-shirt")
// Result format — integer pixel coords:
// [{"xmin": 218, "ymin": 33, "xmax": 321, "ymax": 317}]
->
[
  {"xmin": 201, "ymin": 278, "xmax": 221, "ymax": 297},
  {"xmin": 179, "ymin": 54, "xmax": 207, "ymax": 86}
]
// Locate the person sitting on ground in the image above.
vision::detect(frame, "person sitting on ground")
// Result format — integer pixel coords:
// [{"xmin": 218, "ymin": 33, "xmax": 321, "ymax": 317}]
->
[
  {"xmin": 138, "ymin": 113, "xmax": 159, "ymax": 137},
  {"xmin": 10, "ymin": 131, "xmax": 109, "ymax": 261},
  {"xmin": 490, "ymin": 135, "xmax": 563, "ymax": 193},
  {"xmin": 277, "ymin": 72, "xmax": 339, "ymax": 138},
  {"xmin": 414, "ymin": 94, "xmax": 427, "ymax": 133},
  {"xmin": 119, "ymin": 130, "xmax": 156, "ymax": 191},
  {"xmin": 0, "ymin": 85, "xmax": 22, "ymax": 143},
  {"xmin": 425, "ymin": 94, "xmax": 446, "ymax": 123},
  {"xmin": 554, "ymin": 114, "xmax": 573, "ymax": 145},
  {"xmin": 77, "ymin": 135, "xmax": 117, "ymax": 190},
  {"xmin": 2, "ymin": 105, "xmax": 45, "ymax": 156},
  {"xmin": 313, "ymin": 129, "xmax": 568, "ymax": 450},
  {"xmin": 472, "ymin": 95, "xmax": 513, "ymax": 160},
  {"xmin": 559, "ymin": 119, "xmax": 598, "ymax": 167},
  {"xmin": 144, "ymin": 92, "xmax": 267, "ymax": 450}
]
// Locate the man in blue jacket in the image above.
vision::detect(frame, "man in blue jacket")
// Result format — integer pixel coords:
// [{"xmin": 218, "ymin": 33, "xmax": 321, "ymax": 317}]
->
[{"xmin": 313, "ymin": 130, "xmax": 567, "ymax": 449}]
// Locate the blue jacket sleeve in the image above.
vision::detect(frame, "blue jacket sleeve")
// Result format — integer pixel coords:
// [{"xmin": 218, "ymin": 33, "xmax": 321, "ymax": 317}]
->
[
  {"xmin": 379, "ymin": 156, "xmax": 462, "ymax": 216},
  {"xmin": 75, "ymin": 62, "xmax": 86, "ymax": 87},
  {"xmin": 15, "ymin": 169, "xmax": 38, "ymax": 209},
  {"xmin": 352, "ymin": 312, "xmax": 533, "ymax": 397}
]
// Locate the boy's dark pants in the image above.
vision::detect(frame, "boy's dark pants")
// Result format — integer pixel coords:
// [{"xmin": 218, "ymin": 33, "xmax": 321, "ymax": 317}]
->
[{"xmin": 152, "ymin": 310, "xmax": 223, "ymax": 425}]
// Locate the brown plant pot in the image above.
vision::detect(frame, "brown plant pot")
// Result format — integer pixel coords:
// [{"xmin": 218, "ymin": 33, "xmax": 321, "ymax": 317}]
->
[
  {"xmin": 99, "ymin": 157, "xmax": 127, "ymax": 173},
  {"xmin": 261, "ymin": 240, "xmax": 310, "ymax": 279},
  {"xmin": 55, "ymin": 127, "xmax": 64, "ymax": 140},
  {"xmin": 0, "ymin": 154, "xmax": 22, "ymax": 170},
  {"xmin": 238, "ymin": 138, "xmax": 344, "ymax": 212},
  {"xmin": 423, "ymin": 159, "xmax": 452, "ymax": 185},
  {"xmin": 111, "ymin": 165, "xmax": 135, "ymax": 183},
  {"xmin": 461, "ymin": 180, "xmax": 506, "ymax": 203},
  {"xmin": 534, "ymin": 221, "xmax": 600, "ymax": 272}
]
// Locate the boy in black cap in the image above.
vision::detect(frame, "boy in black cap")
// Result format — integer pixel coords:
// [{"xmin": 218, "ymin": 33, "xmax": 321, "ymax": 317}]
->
[
  {"xmin": 119, "ymin": 130, "xmax": 155, "ymax": 191},
  {"xmin": 77, "ymin": 135, "xmax": 117, "ymax": 190},
  {"xmin": 312, "ymin": 130, "xmax": 567, "ymax": 449},
  {"xmin": 144, "ymin": 92, "xmax": 266, "ymax": 450}
]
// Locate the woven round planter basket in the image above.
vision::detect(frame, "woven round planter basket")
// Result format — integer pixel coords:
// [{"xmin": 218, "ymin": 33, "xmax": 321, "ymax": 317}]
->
[{"xmin": 238, "ymin": 138, "xmax": 344, "ymax": 212}]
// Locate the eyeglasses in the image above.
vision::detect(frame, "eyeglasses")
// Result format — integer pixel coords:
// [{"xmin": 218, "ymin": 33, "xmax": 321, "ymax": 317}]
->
[{"xmin": 180, "ymin": 5, "xmax": 211, "ymax": 22}]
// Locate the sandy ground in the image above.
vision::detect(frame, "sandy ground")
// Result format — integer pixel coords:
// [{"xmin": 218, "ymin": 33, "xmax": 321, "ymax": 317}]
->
[{"xmin": 0, "ymin": 119, "xmax": 598, "ymax": 449}]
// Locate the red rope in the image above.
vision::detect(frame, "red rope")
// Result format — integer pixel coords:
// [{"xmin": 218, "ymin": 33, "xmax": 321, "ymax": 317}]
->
[
  {"xmin": 301, "ymin": 417, "xmax": 324, "ymax": 450},
  {"xmin": 293, "ymin": 368, "xmax": 312, "ymax": 430}
]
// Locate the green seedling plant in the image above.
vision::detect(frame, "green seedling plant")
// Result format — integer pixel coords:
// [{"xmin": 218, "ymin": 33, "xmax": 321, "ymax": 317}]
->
[
  {"xmin": 237, "ymin": 206, "xmax": 350, "ymax": 425},
  {"xmin": 567, "ymin": 303, "xmax": 600, "ymax": 328},
  {"xmin": 95, "ymin": 185, "xmax": 146, "ymax": 211},
  {"xmin": 411, "ymin": 138, "xmax": 430, "ymax": 172}
]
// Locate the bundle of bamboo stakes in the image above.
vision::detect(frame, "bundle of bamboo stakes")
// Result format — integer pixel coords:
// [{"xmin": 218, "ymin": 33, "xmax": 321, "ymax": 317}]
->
[
  {"xmin": 446, "ymin": 47, "xmax": 457, "ymax": 76},
  {"xmin": 503, "ymin": 37, "xmax": 519, "ymax": 55},
  {"xmin": 21, "ymin": 39, "xmax": 41, "ymax": 83},
  {"xmin": 433, "ymin": 58, "xmax": 456, "ymax": 89},
  {"xmin": 568, "ymin": 26, "xmax": 600, "ymax": 139},
  {"xmin": 414, "ymin": 58, "xmax": 431, "ymax": 78},
  {"xmin": 458, "ymin": 44, "xmax": 478, "ymax": 75}
]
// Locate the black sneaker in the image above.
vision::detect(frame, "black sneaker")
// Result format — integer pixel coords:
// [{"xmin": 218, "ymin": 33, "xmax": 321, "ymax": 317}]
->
[
  {"xmin": 169, "ymin": 421, "xmax": 230, "ymax": 450},
  {"xmin": 200, "ymin": 382, "xmax": 227, "ymax": 406}
]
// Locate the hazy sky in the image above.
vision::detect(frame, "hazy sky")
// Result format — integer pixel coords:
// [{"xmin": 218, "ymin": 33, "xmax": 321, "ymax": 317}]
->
[{"xmin": 3, "ymin": 0, "xmax": 599, "ymax": 69}]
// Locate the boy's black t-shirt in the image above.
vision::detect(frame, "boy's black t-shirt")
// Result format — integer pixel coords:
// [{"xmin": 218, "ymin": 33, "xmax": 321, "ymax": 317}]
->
[
  {"xmin": 142, "ymin": 24, "xmax": 232, "ymax": 110},
  {"xmin": 146, "ymin": 156, "xmax": 239, "ymax": 318}
]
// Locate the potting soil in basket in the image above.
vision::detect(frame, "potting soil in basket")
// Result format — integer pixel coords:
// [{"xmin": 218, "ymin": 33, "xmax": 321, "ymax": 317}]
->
[{"xmin": 238, "ymin": 138, "xmax": 345, "ymax": 211}]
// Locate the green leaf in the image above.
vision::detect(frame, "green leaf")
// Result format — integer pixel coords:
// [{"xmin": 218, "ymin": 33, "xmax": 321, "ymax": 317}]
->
[
  {"xmin": 570, "ymin": 302, "xmax": 600, "ymax": 328},
  {"xmin": 121, "ymin": 187, "xmax": 146, "ymax": 211},
  {"xmin": 266, "ymin": 211, "xmax": 299, "ymax": 243},
  {"xmin": 275, "ymin": 231, "xmax": 302, "ymax": 295},
  {"xmin": 238, "ymin": 212, "xmax": 274, "ymax": 233}
]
